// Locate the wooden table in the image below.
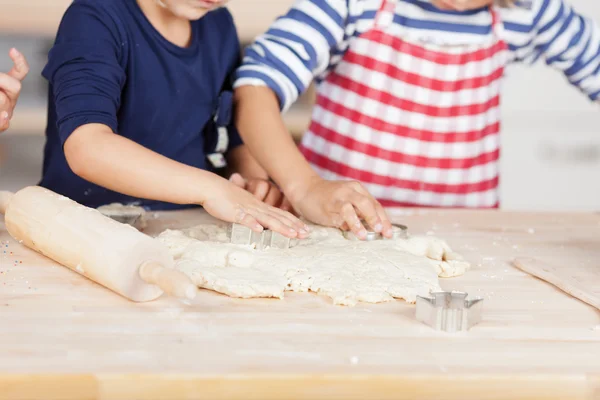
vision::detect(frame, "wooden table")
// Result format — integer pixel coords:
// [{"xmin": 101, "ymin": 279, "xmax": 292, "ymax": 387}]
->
[{"xmin": 1, "ymin": 210, "xmax": 599, "ymax": 400}]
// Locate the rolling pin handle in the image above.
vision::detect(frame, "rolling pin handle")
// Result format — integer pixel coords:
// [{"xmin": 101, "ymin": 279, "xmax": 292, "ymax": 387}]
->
[
  {"xmin": 0, "ymin": 191, "xmax": 14, "ymax": 215},
  {"xmin": 139, "ymin": 262, "xmax": 198, "ymax": 300}
]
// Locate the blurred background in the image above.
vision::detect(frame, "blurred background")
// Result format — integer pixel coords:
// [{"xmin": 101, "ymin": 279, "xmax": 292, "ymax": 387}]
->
[{"xmin": 0, "ymin": 0, "xmax": 598, "ymax": 210}]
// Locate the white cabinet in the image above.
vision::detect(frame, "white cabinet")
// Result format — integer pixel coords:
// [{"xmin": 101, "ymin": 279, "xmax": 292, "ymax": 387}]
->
[{"xmin": 500, "ymin": 0, "xmax": 600, "ymax": 211}]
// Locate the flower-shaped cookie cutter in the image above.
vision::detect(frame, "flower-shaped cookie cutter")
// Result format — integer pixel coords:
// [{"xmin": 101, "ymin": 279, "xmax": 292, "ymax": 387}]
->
[{"xmin": 416, "ymin": 291, "xmax": 483, "ymax": 332}]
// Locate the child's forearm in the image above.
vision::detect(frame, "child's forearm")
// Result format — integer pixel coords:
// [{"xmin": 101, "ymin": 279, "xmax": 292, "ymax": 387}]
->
[
  {"xmin": 64, "ymin": 123, "xmax": 222, "ymax": 205},
  {"xmin": 234, "ymin": 86, "xmax": 319, "ymax": 202},
  {"xmin": 226, "ymin": 145, "xmax": 269, "ymax": 180},
  {"xmin": 234, "ymin": 86, "xmax": 392, "ymax": 238}
]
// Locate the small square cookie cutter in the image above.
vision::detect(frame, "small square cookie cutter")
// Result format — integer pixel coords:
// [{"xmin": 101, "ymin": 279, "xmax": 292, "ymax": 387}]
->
[
  {"xmin": 229, "ymin": 223, "xmax": 293, "ymax": 250},
  {"xmin": 416, "ymin": 291, "xmax": 483, "ymax": 332},
  {"xmin": 343, "ymin": 223, "xmax": 408, "ymax": 241}
]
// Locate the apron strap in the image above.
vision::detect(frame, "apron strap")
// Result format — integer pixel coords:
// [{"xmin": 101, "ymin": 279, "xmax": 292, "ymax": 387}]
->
[
  {"xmin": 205, "ymin": 91, "xmax": 233, "ymax": 170},
  {"xmin": 490, "ymin": 7, "xmax": 505, "ymax": 40},
  {"xmin": 374, "ymin": 0, "xmax": 397, "ymax": 29}
]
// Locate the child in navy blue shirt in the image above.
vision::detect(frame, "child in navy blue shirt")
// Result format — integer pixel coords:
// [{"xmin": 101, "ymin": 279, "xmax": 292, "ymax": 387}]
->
[
  {"xmin": 0, "ymin": 48, "xmax": 29, "ymax": 132},
  {"xmin": 40, "ymin": 0, "xmax": 308, "ymax": 238}
]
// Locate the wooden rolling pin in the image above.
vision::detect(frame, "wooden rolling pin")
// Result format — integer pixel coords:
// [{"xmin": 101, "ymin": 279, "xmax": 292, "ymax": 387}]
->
[{"xmin": 0, "ymin": 186, "xmax": 197, "ymax": 302}]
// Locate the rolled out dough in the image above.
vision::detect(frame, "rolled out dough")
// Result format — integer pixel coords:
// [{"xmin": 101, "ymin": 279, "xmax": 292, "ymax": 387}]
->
[{"xmin": 157, "ymin": 223, "xmax": 470, "ymax": 306}]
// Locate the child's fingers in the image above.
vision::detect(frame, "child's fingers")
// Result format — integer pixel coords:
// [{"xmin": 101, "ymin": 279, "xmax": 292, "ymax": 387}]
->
[
  {"xmin": 267, "ymin": 205, "xmax": 309, "ymax": 236},
  {"xmin": 372, "ymin": 200, "xmax": 393, "ymax": 238},
  {"xmin": 350, "ymin": 191, "xmax": 382, "ymax": 234},
  {"xmin": 258, "ymin": 202, "xmax": 306, "ymax": 237},
  {"xmin": 279, "ymin": 198, "xmax": 296, "ymax": 215},
  {"xmin": 8, "ymin": 48, "xmax": 29, "ymax": 81},
  {"xmin": 263, "ymin": 185, "xmax": 283, "ymax": 207},
  {"xmin": 341, "ymin": 202, "xmax": 367, "ymax": 239},
  {"xmin": 0, "ymin": 73, "xmax": 22, "ymax": 103},
  {"xmin": 254, "ymin": 210, "xmax": 298, "ymax": 238},
  {"xmin": 0, "ymin": 91, "xmax": 11, "ymax": 113},
  {"xmin": 0, "ymin": 92, "xmax": 13, "ymax": 131},
  {"xmin": 266, "ymin": 209, "xmax": 307, "ymax": 237},
  {"xmin": 247, "ymin": 179, "xmax": 270, "ymax": 201},
  {"xmin": 236, "ymin": 212, "xmax": 263, "ymax": 233},
  {"xmin": 352, "ymin": 184, "xmax": 392, "ymax": 237},
  {"xmin": 229, "ymin": 173, "xmax": 247, "ymax": 188},
  {"xmin": 0, "ymin": 110, "xmax": 10, "ymax": 132}
]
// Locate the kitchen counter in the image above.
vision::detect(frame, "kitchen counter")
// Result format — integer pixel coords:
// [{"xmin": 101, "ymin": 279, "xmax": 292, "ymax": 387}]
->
[{"xmin": 1, "ymin": 209, "xmax": 599, "ymax": 399}]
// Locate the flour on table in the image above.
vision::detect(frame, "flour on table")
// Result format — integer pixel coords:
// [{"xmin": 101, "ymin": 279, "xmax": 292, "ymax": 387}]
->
[{"xmin": 157, "ymin": 223, "xmax": 470, "ymax": 306}]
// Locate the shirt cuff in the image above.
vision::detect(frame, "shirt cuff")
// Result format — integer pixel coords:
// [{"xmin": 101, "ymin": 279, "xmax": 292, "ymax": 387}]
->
[
  {"xmin": 234, "ymin": 68, "xmax": 288, "ymax": 112},
  {"xmin": 58, "ymin": 113, "xmax": 118, "ymax": 147}
]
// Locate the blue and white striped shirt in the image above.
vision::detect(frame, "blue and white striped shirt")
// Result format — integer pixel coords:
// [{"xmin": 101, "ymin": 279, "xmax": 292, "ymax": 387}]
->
[{"xmin": 234, "ymin": 0, "xmax": 600, "ymax": 111}]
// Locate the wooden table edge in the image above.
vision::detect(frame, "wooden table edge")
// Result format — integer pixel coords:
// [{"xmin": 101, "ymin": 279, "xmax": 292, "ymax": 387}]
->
[{"xmin": 1, "ymin": 373, "xmax": 599, "ymax": 400}]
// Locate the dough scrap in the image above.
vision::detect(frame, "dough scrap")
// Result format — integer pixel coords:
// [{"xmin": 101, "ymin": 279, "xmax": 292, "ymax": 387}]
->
[{"xmin": 157, "ymin": 223, "xmax": 470, "ymax": 306}]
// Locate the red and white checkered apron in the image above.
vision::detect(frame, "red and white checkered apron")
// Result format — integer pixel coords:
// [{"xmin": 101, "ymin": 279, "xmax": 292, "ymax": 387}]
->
[{"xmin": 300, "ymin": 0, "xmax": 508, "ymax": 208}]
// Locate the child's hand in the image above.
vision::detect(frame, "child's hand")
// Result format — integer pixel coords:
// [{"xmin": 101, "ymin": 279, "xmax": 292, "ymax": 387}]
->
[
  {"xmin": 0, "ymin": 48, "xmax": 29, "ymax": 132},
  {"xmin": 288, "ymin": 176, "xmax": 393, "ymax": 240},
  {"xmin": 229, "ymin": 173, "xmax": 295, "ymax": 213},
  {"xmin": 203, "ymin": 175, "xmax": 308, "ymax": 238}
]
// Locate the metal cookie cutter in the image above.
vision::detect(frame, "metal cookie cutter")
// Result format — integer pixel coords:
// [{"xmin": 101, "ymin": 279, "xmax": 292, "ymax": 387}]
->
[
  {"xmin": 229, "ymin": 223, "xmax": 293, "ymax": 250},
  {"xmin": 343, "ymin": 223, "xmax": 408, "ymax": 241},
  {"xmin": 416, "ymin": 291, "xmax": 483, "ymax": 332},
  {"xmin": 97, "ymin": 203, "xmax": 147, "ymax": 230}
]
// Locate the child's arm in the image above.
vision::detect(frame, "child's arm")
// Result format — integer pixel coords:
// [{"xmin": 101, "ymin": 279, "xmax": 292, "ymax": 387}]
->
[
  {"xmin": 226, "ymin": 145, "xmax": 293, "ymax": 211},
  {"xmin": 45, "ymin": 2, "xmax": 306, "ymax": 237},
  {"xmin": 64, "ymin": 124, "xmax": 304, "ymax": 234},
  {"xmin": 234, "ymin": 0, "xmax": 349, "ymax": 112},
  {"xmin": 234, "ymin": 0, "xmax": 394, "ymax": 240},
  {"xmin": 227, "ymin": 145, "xmax": 269, "ymax": 181},
  {"xmin": 0, "ymin": 48, "xmax": 29, "ymax": 132},
  {"xmin": 519, "ymin": 0, "xmax": 600, "ymax": 102},
  {"xmin": 219, "ymin": 36, "xmax": 291, "ymax": 210}
]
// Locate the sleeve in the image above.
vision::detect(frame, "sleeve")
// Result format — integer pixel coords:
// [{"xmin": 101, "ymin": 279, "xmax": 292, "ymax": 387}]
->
[
  {"xmin": 42, "ymin": 1, "xmax": 127, "ymax": 146},
  {"xmin": 233, "ymin": 0, "xmax": 349, "ymax": 112},
  {"xmin": 524, "ymin": 0, "xmax": 600, "ymax": 101}
]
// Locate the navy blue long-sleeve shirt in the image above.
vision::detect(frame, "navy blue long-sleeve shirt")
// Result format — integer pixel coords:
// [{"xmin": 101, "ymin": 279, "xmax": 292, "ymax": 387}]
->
[{"xmin": 40, "ymin": 0, "xmax": 243, "ymax": 210}]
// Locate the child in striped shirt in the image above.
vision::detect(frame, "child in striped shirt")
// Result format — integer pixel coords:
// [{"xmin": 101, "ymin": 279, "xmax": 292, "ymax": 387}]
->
[{"xmin": 233, "ymin": 0, "xmax": 600, "ymax": 240}]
